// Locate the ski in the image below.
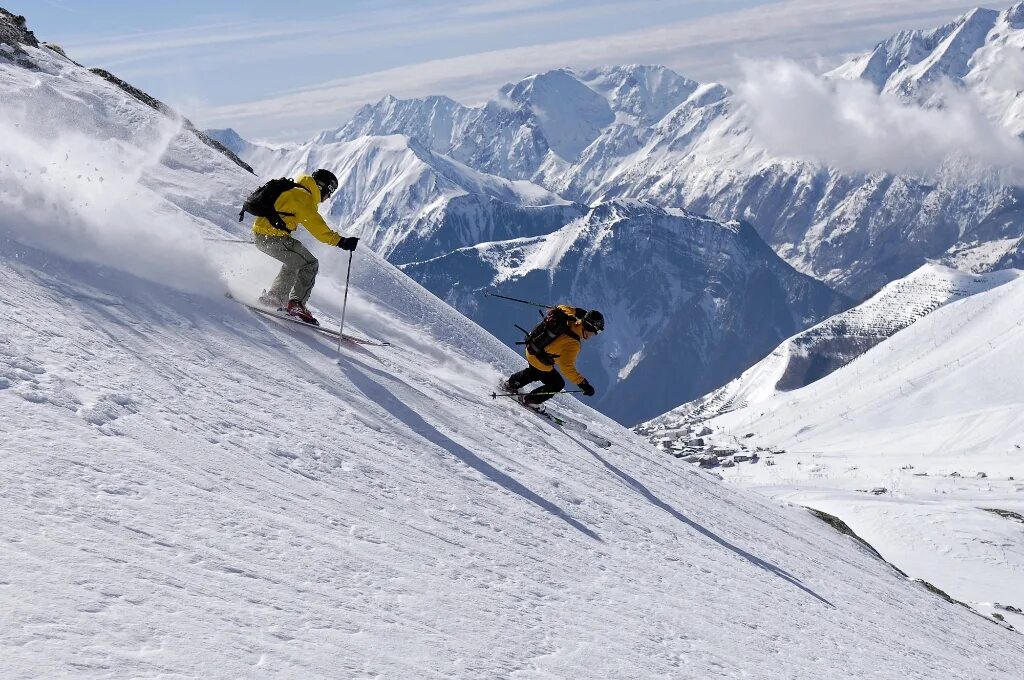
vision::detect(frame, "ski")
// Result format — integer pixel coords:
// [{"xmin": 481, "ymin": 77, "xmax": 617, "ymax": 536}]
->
[
  {"xmin": 249, "ymin": 305, "xmax": 390, "ymax": 346},
  {"xmin": 493, "ymin": 386, "xmax": 612, "ymax": 448},
  {"xmin": 226, "ymin": 294, "xmax": 390, "ymax": 347},
  {"xmin": 525, "ymin": 402, "xmax": 612, "ymax": 449}
]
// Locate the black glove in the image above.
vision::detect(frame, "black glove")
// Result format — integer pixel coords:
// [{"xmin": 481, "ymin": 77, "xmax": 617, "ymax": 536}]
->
[
  {"xmin": 338, "ymin": 237, "xmax": 359, "ymax": 251},
  {"xmin": 579, "ymin": 380, "xmax": 595, "ymax": 397}
]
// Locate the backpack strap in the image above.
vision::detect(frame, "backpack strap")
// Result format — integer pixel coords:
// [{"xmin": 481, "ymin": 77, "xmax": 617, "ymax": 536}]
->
[
  {"xmin": 240, "ymin": 181, "xmax": 311, "ymax": 231},
  {"xmin": 268, "ymin": 184, "xmax": 311, "ymax": 231},
  {"xmin": 523, "ymin": 326, "xmax": 577, "ymax": 365}
]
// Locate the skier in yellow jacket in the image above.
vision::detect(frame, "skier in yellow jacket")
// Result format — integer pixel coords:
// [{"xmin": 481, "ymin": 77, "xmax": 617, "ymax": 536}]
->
[
  {"xmin": 504, "ymin": 305, "xmax": 605, "ymax": 411},
  {"xmin": 251, "ymin": 169, "xmax": 358, "ymax": 325}
]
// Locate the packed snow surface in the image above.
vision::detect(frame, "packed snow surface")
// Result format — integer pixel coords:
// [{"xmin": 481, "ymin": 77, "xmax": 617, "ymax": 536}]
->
[{"xmin": 3, "ymin": 31, "xmax": 1024, "ymax": 680}]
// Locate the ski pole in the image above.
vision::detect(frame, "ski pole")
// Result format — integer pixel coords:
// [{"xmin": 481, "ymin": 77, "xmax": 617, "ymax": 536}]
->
[
  {"xmin": 203, "ymin": 237, "xmax": 253, "ymax": 243},
  {"xmin": 490, "ymin": 390, "xmax": 584, "ymax": 399},
  {"xmin": 337, "ymin": 250, "xmax": 355, "ymax": 356},
  {"xmin": 483, "ymin": 291, "xmax": 554, "ymax": 309}
]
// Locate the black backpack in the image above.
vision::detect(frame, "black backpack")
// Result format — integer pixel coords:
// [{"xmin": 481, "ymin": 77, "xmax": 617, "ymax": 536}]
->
[
  {"xmin": 238, "ymin": 178, "xmax": 310, "ymax": 231},
  {"xmin": 517, "ymin": 307, "xmax": 582, "ymax": 365}
]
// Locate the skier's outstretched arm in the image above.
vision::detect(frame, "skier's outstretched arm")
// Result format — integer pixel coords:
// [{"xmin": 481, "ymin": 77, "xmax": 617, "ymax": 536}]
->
[
  {"xmin": 557, "ymin": 342, "xmax": 585, "ymax": 386},
  {"xmin": 297, "ymin": 201, "xmax": 343, "ymax": 246}
]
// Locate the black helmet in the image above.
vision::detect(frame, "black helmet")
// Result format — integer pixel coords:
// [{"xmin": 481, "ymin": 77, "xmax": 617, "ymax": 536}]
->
[
  {"xmin": 311, "ymin": 168, "xmax": 339, "ymax": 201},
  {"xmin": 582, "ymin": 309, "xmax": 604, "ymax": 334}
]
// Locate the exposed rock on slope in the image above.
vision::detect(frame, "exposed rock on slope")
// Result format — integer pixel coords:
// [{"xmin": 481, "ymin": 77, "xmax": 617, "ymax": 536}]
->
[{"xmin": 89, "ymin": 69, "xmax": 254, "ymax": 175}]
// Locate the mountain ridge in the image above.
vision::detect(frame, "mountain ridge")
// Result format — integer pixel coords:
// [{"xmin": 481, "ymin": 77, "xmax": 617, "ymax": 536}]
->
[
  {"xmin": 639, "ymin": 262, "xmax": 1020, "ymax": 430},
  {"xmin": 232, "ymin": 5, "xmax": 1024, "ymax": 298}
]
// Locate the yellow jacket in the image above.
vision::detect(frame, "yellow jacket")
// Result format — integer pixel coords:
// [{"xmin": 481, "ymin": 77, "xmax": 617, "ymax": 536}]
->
[
  {"xmin": 526, "ymin": 305, "xmax": 587, "ymax": 385},
  {"xmin": 252, "ymin": 175, "xmax": 342, "ymax": 246}
]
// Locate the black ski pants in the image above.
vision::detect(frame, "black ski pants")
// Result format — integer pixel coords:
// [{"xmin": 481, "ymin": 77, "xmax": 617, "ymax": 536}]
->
[{"xmin": 508, "ymin": 365, "xmax": 565, "ymax": 404}]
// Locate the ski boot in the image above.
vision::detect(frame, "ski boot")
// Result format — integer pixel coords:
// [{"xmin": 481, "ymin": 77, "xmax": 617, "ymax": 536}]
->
[
  {"xmin": 285, "ymin": 299, "xmax": 319, "ymax": 326},
  {"xmin": 517, "ymin": 393, "xmax": 546, "ymax": 415}
]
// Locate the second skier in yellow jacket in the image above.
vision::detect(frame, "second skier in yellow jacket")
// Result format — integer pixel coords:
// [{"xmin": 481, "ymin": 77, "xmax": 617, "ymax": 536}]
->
[{"xmin": 505, "ymin": 305, "xmax": 605, "ymax": 411}]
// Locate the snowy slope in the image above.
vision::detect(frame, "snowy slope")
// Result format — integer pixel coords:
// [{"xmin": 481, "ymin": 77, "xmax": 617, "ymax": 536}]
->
[
  {"xmin": 644, "ymin": 264, "xmax": 1021, "ymax": 425},
  {"xmin": 8, "ymin": 222, "xmax": 1024, "ymax": 678},
  {"xmin": 4, "ymin": 23, "xmax": 1024, "ymax": 678},
  {"xmin": 401, "ymin": 200, "xmax": 849, "ymax": 425},
  {"xmin": 663, "ymin": 268, "xmax": 1024, "ymax": 628},
  {"xmin": 704, "ymin": 273, "xmax": 1024, "ymax": 459}
]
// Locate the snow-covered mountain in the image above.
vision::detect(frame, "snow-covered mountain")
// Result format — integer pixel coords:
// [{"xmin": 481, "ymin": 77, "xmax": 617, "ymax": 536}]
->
[
  {"xmin": 209, "ymin": 130, "xmax": 583, "ymax": 264},
  {"xmin": 402, "ymin": 200, "xmax": 848, "ymax": 425},
  {"xmin": 4, "ymin": 17, "xmax": 1024, "ymax": 676},
  {"xmin": 651, "ymin": 266, "xmax": 1024, "ymax": 627},
  {"xmin": 697, "ymin": 269, "xmax": 1024, "ymax": 465},
  {"xmin": 642, "ymin": 263, "xmax": 1021, "ymax": 425},
  {"xmin": 206, "ymin": 126, "xmax": 293, "ymax": 174},
  {"xmin": 286, "ymin": 5, "xmax": 1024, "ymax": 298},
  {"xmin": 578, "ymin": 65, "xmax": 701, "ymax": 127},
  {"xmin": 829, "ymin": 4, "xmax": 1024, "ymax": 132},
  {"xmin": 317, "ymin": 65, "xmax": 698, "ymax": 179}
]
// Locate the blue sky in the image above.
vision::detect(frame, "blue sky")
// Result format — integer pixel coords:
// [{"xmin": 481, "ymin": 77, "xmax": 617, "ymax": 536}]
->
[{"xmin": 11, "ymin": 0, "xmax": 1016, "ymax": 140}]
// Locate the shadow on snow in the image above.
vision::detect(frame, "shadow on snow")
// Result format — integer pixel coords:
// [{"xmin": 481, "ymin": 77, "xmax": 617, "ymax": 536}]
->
[
  {"xmin": 581, "ymin": 441, "xmax": 835, "ymax": 608},
  {"xmin": 338, "ymin": 354, "xmax": 601, "ymax": 542}
]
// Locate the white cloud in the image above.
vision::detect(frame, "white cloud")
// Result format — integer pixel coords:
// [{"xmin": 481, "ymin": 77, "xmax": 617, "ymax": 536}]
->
[
  {"xmin": 62, "ymin": 22, "xmax": 311, "ymax": 64},
  {"xmin": 61, "ymin": 1, "xmax": 613, "ymax": 69},
  {"xmin": 736, "ymin": 59, "xmax": 1024, "ymax": 179},
  {"xmin": 986, "ymin": 46, "xmax": 1024, "ymax": 93},
  {"xmin": 454, "ymin": 0, "xmax": 564, "ymax": 17}
]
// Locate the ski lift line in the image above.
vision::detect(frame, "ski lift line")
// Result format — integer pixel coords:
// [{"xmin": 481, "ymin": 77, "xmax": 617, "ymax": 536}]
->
[{"xmin": 827, "ymin": 318, "xmax": 1022, "ymax": 425}]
